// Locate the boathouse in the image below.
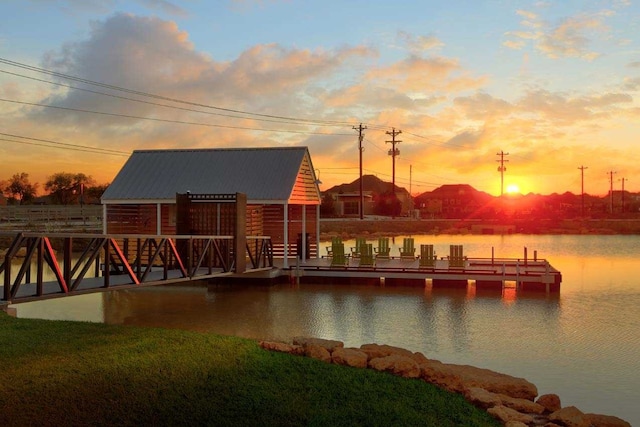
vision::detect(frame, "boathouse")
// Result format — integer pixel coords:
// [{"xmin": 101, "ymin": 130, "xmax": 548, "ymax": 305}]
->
[{"xmin": 101, "ymin": 147, "xmax": 321, "ymax": 267}]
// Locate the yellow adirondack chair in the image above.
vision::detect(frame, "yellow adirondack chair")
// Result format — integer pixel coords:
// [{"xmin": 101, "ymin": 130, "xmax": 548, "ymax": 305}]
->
[
  {"xmin": 358, "ymin": 243, "xmax": 375, "ymax": 267},
  {"xmin": 374, "ymin": 237, "xmax": 390, "ymax": 259},
  {"xmin": 330, "ymin": 242, "xmax": 349, "ymax": 267},
  {"xmin": 449, "ymin": 244, "xmax": 465, "ymax": 268},
  {"xmin": 351, "ymin": 237, "xmax": 367, "ymax": 257},
  {"xmin": 419, "ymin": 244, "xmax": 437, "ymax": 268},
  {"xmin": 399, "ymin": 237, "xmax": 416, "ymax": 259}
]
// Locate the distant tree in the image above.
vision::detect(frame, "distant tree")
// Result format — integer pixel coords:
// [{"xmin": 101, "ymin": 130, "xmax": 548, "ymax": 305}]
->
[
  {"xmin": 320, "ymin": 192, "xmax": 335, "ymax": 217},
  {"xmin": 374, "ymin": 191, "xmax": 402, "ymax": 217},
  {"xmin": 2, "ymin": 172, "xmax": 38, "ymax": 204},
  {"xmin": 85, "ymin": 183, "xmax": 109, "ymax": 203},
  {"xmin": 45, "ymin": 172, "xmax": 95, "ymax": 205}
]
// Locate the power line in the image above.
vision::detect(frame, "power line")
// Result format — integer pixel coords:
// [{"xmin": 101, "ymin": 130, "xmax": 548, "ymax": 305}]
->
[
  {"xmin": 0, "ymin": 98, "xmax": 353, "ymax": 136},
  {"xmin": 0, "ymin": 57, "xmax": 355, "ymax": 127},
  {"xmin": 0, "ymin": 137, "xmax": 130, "ymax": 156},
  {"xmin": 0, "ymin": 68, "xmax": 356, "ymax": 129},
  {"xmin": 0, "ymin": 132, "xmax": 129, "ymax": 155}
]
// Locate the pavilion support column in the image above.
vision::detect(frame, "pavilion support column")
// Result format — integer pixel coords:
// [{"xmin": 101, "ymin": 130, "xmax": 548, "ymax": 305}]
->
[
  {"xmin": 102, "ymin": 204, "xmax": 107, "ymax": 234},
  {"xmin": 316, "ymin": 204, "xmax": 320, "ymax": 259},
  {"xmin": 283, "ymin": 203, "xmax": 289, "ymax": 268},
  {"xmin": 234, "ymin": 192, "xmax": 246, "ymax": 274},
  {"xmin": 156, "ymin": 203, "xmax": 162, "ymax": 235},
  {"xmin": 301, "ymin": 204, "xmax": 306, "ymax": 263}
]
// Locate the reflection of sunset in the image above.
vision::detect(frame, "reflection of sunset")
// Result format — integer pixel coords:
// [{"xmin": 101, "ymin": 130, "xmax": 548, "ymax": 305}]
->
[{"xmin": 502, "ymin": 286, "xmax": 517, "ymax": 305}]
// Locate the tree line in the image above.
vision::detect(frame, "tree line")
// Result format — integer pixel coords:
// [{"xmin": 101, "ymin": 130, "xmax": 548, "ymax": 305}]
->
[{"xmin": 0, "ymin": 172, "xmax": 109, "ymax": 205}]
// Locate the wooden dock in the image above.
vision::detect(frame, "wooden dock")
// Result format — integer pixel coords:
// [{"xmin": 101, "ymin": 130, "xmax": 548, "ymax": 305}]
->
[{"xmin": 279, "ymin": 256, "xmax": 562, "ymax": 292}]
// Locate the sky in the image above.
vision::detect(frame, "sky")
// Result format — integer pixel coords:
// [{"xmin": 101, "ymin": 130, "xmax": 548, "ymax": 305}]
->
[{"xmin": 1, "ymin": 0, "xmax": 639, "ymax": 197}]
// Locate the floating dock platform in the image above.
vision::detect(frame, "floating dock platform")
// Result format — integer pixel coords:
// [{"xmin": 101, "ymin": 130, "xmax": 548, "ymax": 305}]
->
[{"xmin": 276, "ymin": 256, "xmax": 562, "ymax": 293}]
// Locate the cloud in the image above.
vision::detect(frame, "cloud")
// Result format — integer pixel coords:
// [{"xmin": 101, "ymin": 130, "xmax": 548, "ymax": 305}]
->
[
  {"xmin": 517, "ymin": 89, "xmax": 632, "ymax": 124},
  {"xmin": 622, "ymin": 77, "xmax": 640, "ymax": 91},
  {"xmin": 397, "ymin": 31, "xmax": 444, "ymax": 53},
  {"xmin": 537, "ymin": 15, "xmax": 605, "ymax": 60},
  {"xmin": 137, "ymin": 0, "xmax": 188, "ymax": 17},
  {"xmin": 504, "ymin": 9, "xmax": 611, "ymax": 61},
  {"xmin": 364, "ymin": 55, "xmax": 485, "ymax": 94},
  {"xmin": 502, "ymin": 40, "xmax": 526, "ymax": 50},
  {"xmin": 27, "ymin": 0, "xmax": 187, "ymax": 16},
  {"xmin": 453, "ymin": 92, "xmax": 514, "ymax": 120},
  {"xmin": 445, "ymin": 128, "xmax": 486, "ymax": 148},
  {"xmin": 22, "ymin": 13, "xmax": 372, "ymax": 143}
]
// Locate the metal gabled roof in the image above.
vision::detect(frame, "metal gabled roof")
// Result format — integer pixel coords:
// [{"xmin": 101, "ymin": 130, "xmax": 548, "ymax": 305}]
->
[{"xmin": 102, "ymin": 146, "xmax": 312, "ymax": 203}]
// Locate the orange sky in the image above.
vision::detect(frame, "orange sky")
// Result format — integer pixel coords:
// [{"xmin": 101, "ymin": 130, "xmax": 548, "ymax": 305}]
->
[{"xmin": 2, "ymin": 1, "xmax": 640, "ymax": 197}]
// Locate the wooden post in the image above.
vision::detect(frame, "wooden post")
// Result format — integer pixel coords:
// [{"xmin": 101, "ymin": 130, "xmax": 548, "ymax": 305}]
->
[{"xmin": 234, "ymin": 192, "xmax": 246, "ymax": 274}]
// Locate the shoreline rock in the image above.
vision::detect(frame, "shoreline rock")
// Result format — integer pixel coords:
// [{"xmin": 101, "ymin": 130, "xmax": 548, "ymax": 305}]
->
[{"xmin": 258, "ymin": 337, "xmax": 631, "ymax": 427}]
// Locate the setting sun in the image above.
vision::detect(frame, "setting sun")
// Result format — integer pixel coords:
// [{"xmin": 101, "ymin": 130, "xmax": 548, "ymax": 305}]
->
[{"xmin": 506, "ymin": 184, "xmax": 520, "ymax": 194}]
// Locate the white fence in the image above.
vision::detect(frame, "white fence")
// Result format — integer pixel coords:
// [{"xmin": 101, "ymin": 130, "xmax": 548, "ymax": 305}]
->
[{"xmin": 0, "ymin": 205, "xmax": 103, "ymax": 231}]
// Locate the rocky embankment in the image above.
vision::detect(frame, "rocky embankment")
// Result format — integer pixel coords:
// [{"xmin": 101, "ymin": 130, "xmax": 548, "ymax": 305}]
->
[{"xmin": 259, "ymin": 337, "xmax": 631, "ymax": 427}]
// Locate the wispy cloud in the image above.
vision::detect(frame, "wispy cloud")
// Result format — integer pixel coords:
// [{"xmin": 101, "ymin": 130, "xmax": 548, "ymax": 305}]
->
[
  {"xmin": 137, "ymin": 0, "xmax": 188, "ymax": 17},
  {"xmin": 537, "ymin": 15, "xmax": 606, "ymax": 60},
  {"xmin": 504, "ymin": 8, "xmax": 612, "ymax": 61},
  {"xmin": 397, "ymin": 31, "xmax": 444, "ymax": 53}
]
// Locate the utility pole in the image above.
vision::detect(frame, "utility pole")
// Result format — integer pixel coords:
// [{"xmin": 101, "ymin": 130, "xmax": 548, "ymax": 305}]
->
[
  {"xmin": 409, "ymin": 164, "xmax": 413, "ymax": 220},
  {"xmin": 619, "ymin": 177, "xmax": 628, "ymax": 213},
  {"xmin": 354, "ymin": 123, "xmax": 367, "ymax": 220},
  {"xmin": 386, "ymin": 128, "xmax": 402, "ymax": 195},
  {"xmin": 496, "ymin": 151, "xmax": 509, "ymax": 196},
  {"xmin": 608, "ymin": 171, "xmax": 617, "ymax": 214},
  {"xmin": 578, "ymin": 165, "xmax": 588, "ymax": 217}
]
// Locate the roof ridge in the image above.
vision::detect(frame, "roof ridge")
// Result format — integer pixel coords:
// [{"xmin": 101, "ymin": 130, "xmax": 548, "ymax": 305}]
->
[{"xmin": 132, "ymin": 146, "xmax": 308, "ymax": 154}]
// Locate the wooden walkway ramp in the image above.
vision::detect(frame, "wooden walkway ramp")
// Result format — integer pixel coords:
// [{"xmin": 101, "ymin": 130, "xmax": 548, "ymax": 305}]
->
[{"xmin": 1, "ymin": 232, "xmax": 273, "ymax": 305}]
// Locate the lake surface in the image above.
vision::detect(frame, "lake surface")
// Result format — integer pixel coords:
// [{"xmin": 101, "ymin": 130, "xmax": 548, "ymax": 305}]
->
[{"xmin": 13, "ymin": 234, "xmax": 640, "ymax": 425}]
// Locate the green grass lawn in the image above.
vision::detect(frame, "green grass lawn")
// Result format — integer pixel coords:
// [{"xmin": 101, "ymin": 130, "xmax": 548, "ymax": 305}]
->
[{"xmin": 0, "ymin": 312, "xmax": 499, "ymax": 426}]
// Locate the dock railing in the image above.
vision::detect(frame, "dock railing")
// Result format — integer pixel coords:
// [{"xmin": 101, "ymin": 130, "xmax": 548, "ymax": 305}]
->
[{"xmin": 1, "ymin": 232, "xmax": 274, "ymax": 304}]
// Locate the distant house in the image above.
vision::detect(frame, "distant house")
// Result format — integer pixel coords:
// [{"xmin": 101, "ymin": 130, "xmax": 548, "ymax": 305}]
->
[
  {"xmin": 101, "ymin": 147, "xmax": 321, "ymax": 267},
  {"xmin": 414, "ymin": 184, "xmax": 494, "ymax": 219},
  {"xmin": 331, "ymin": 192, "xmax": 374, "ymax": 216},
  {"xmin": 323, "ymin": 174, "xmax": 412, "ymax": 217}
]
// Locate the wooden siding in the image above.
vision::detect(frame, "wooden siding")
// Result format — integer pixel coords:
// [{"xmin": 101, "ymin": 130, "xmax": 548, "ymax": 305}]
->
[
  {"xmin": 177, "ymin": 201, "xmax": 236, "ymax": 236},
  {"xmin": 263, "ymin": 204, "xmax": 318, "ymax": 257},
  {"xmin": 289, "ymin": 153, "xmax": 321, "ymax": 205},
  {"xmin": 160, "ymin": 204, "xmax": 176, "ymax": 234},
  {"xmin": 106, "ymin": 204, "xmax": 157, "ymax": 234},
  {"xmin": 105, "ymin": 201, "xmax": 317, "ymax": 258},
  {"xmin": 246, "ymin": 205, "xmax": 263, "ymax": 236}
]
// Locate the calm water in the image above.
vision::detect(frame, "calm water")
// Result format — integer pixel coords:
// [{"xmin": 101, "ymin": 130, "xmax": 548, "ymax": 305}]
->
[{"xmin": 13, "ymin": 234, "xmax": 640, "ymax": 425}]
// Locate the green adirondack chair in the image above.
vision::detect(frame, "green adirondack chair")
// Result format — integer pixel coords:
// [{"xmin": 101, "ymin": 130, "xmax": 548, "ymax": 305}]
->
[
  {"xmin": 351, "ymin": 237, "xmax": 367, "ymax": 257},
  {"xmin": 419, "ymin": 244, "xmax": 436, "ymax": 268},
  {"xmin": 374, "ymin": 237, "xmax": 390, "ymax": 259},
  {"xmin": 358, "ymin": 243, "xmax": 375, "ymax": 267},
  {"xmin": 326, "ymin": 236, "xmax": 342, "ymax": 257},
  {"xmin": 330, "ymin": 242, "xmax": 349, "ymax": 267},
  {"xmin": 399, "ymin": 237, "xmax": 416, "ymax": 259},
  {"xmin": 449, "ymin": 244, "xmax": 465, "ymax": 268}
]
